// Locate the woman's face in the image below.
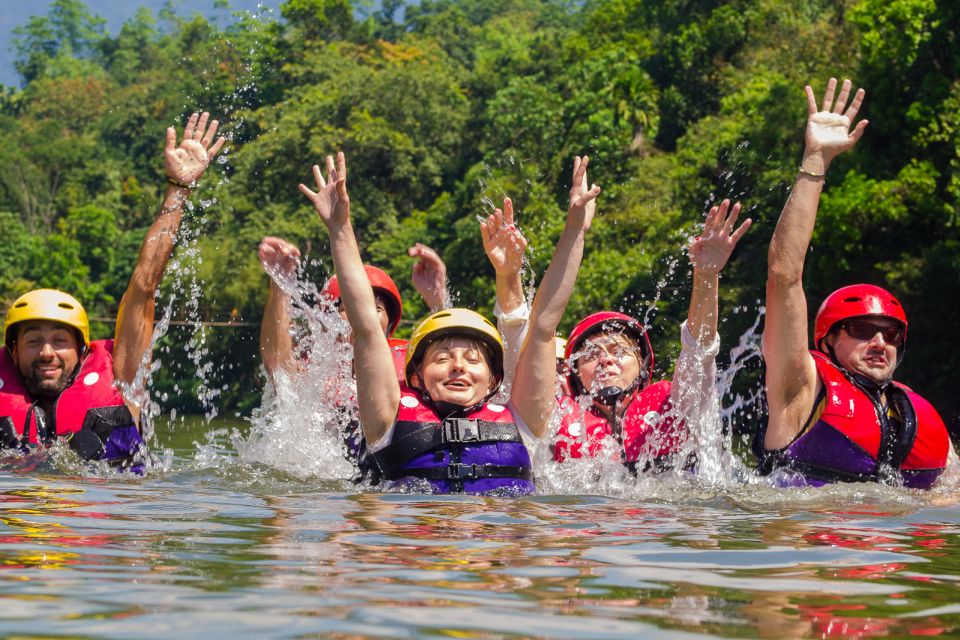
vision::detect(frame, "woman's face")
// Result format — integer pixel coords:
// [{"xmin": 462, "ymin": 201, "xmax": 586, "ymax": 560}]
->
[
  {"xmin": 414, "ymin": 337, "xmax": 497, "ymax": 407},
  {"xmin": 573, "ymin": 331, "xmax": 642, "ymax": 395}
]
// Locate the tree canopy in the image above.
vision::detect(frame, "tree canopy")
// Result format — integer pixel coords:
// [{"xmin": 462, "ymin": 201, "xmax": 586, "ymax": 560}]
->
[{"xmin": 1, "ymin": 0, "xmax": 957, "ymax": 428}]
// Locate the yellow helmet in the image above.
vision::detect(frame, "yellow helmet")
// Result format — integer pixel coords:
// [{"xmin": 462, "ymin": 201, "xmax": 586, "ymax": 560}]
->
[
  {"xmin": 4, "ymin": 289, "xmax": 90, "ymax": 348},
  {"xmin": 404, "ymin": 308, "xmax": 504, "ymax": 386}
]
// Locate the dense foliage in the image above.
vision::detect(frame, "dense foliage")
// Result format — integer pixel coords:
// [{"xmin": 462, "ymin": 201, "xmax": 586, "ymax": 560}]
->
[{"xmin": 1, "ymin": 0, "xmax": 957, "ymax": 428}]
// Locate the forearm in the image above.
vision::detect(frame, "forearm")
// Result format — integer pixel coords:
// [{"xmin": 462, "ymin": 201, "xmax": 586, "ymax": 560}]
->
[
  {"xmin": 128, "ymin": 185, "xmax": 189, "ymax": 294},
  {"xmin": 768, "ymin": 152, "xmax": 828, "ymax": 284},
  {"xmin": 494, "ymin": 269, "xmax": 525, "ymax": 315},
  {"xmin": 260, "ymin": 282, "xmax": 295, "ymax": 375},
  {"xmin": 112, "ymin": 185, "xmax": 188, "ymax": 386},
  {"xmin": 512, "ymin": 225, "xmax": 586, "ymax": 436},
  {"xmin": 686, "ymin": 269, "xmax": 720, "ymax": 346},
  {"xmin": 328, "ymin": 222, "xmax": 383, "ymax": 339}
]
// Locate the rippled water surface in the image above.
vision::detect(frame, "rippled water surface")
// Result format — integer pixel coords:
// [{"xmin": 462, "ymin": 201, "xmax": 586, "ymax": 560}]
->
[{"xmin": 2, "ymin": 418, "xmax": 960, "ymax": 639}]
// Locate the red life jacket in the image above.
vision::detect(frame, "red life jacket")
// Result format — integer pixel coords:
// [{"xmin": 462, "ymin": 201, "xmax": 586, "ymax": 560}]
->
[
  {"xmin": 0, "ymin": 340, "xmax": 127, "ymax": 444},
  {"xmin": 760, "ymin": 352, "xmax": 948, "ymax": 489},
  {"xmin": 553, "ymin": 380, "xmax": 686, "ymax": 470},
  {"xmin": 388, "ymin": 338, "xmax": 408, "ymax": 383}
]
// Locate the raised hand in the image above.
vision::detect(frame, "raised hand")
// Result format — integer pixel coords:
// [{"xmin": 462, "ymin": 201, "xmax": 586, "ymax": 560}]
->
[
  {"xmin": 480, "ymin": 197, "xmax": 528, "ymax": 276},
  {"xmin": 259, "ymin": 236, "xmax": 301, "ymax": 282},
  {"xmin": 688, "ymin": 200, "xmax": 752, "ymax": 276},
  {"xmin": 298, "ymin": 152, "xmax": 350, "ymax": 227},
  {"xmin": 409, "ymin": 242, "xmax": 449, "ymax": 311},
  {"xmin": 804, "ymin": 78, "xmax": 869, "ymax": 164},
  {"xmin": 164, "ymin": 112, "xmax": 226, "ymax": 186},
  {"xmin": 568, "ymin": 155, "xmax": 601, "ymax": 231}
]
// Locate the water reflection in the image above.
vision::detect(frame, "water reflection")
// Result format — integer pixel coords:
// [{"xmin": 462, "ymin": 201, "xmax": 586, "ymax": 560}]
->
[{"xmin": 1, "ymin": 453, "xmax": 960, "ymax": 637}]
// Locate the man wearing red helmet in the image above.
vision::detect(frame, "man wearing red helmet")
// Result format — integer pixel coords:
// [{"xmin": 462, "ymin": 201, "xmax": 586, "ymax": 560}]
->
[
  {"xmin": 552, "ymin": 200, "xmax": 751, "ymax": 472},
  {"xmin": 759, "ymin": 79, "xmax": 950, "ymax": 488}
]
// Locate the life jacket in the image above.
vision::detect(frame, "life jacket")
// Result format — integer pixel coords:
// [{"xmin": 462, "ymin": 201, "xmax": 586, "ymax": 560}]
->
[
  {"xmin": 369, "ymin": 386, "xmax": 535, "ymax": 495},
  {"xmin": 755, "ymin": 351, "xmax": 948, "ymax": 489},
  {"xmin": 553, "ymin": 380, "xmax": 687, "ymax": 473},
  {"xmin": 388, "ymin": 338, "xmax": 408, "ymax": 383},
  {"xmin": 0, "ymin": 340, "xmax": 146, "ymax": 472}
]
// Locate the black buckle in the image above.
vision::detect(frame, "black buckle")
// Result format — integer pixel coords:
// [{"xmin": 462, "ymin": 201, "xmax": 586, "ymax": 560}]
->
[
  {"xmin": 443, "ymin": 418, "xmax": 479, "ymax": 443},
  {"xmin": 447, "ymin": 463, "xmax": 477, "ymax": 480}
]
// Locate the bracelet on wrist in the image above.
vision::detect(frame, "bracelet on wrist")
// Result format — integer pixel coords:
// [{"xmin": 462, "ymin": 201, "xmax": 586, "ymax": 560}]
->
[
  {"xmin": 798, "ymin": 166, "xmax": 826, "ymax": 180},
  {"xmin": 167, "ymin": 176, "xmax": 194, "ymax": 189},
  {"xmin": 158, "ymin": 204, "xmax": 183, "ymax": 215}
]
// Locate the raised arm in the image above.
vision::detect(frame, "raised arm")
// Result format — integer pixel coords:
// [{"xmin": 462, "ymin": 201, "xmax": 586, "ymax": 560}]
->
[
  {"xmin": 113, "ymin": 112, "xmax": 225, "ymax": 417},
  {"xmin": 763, "ymin": 79, "xmax": 868, "ymax": 448},
  {"xmin": 258, "ymin": 236, "xmax": 301, "ymax": 377},
  {"xmin": 481, "ymin": 198, "xmax": 528, "ymax": 315},
  {"xmin": 511, "ymin": 157, "xmax": 600, "ymax": 437},
  {"xmin": 299, "ymin": 153, "xmax": 399, "ymax": 444},
  {"xmin": 408, "ymin": 243, "xmax": 450, "ymax": 312},
  {"xmin": 481, "ymin": 198, "xmax": 530, "ymax": 395},
  {"xmin": 686, "ymin": 199, "xmax": 752, "ymax": 345}
]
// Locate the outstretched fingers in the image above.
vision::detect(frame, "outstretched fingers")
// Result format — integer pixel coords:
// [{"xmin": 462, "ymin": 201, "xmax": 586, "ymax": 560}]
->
[
  {"xmin": 200, "ymin": 118, "xmax": 220, "ymax": 147},
  {"xmin": 298, "ymin": 182, "xmax": 318, "ymax": 200},
  {"xmin": 165, "ymin": 127, "xmax": 177, "ymax": 152},
  {"xmin": 730, "ymin": 216, "xmax": 753, "ymax": 245},
  {"xmin": 849, "ymin": 118, "xmax": 869, "ymax": 145},
  {"xmin": 804, "ymin": 85, "xmax": 818, "ymax": 115},
  {"xmin": 312, "ymin": 164, "xmax": 325, "ymax": 190},
  {"xmin": 194, "ymin": 112, "xmax": 210, "ymax": 141},
  {"xmin": 183, "ymin": 112, "xmax": 199, "ymax": 141},
  {"xmin": 820, "ymin": 77, "xmax": 837, "ymax": 112},
  {"xmin": 844, "ymin": 88, "xmax": 866, "ymax": 122},
  {"xmin": 833, "ymin": 79, "xmax": 852, "ymax": 114},
  {"xmin": 503, "ymin": 197, "xmax": 514, "ymax": 227}
]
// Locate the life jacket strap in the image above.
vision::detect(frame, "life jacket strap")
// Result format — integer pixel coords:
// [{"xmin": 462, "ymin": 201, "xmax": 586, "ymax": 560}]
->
[
  {"xmin": 374, "ymin": 418, "xmax": 523, "ymax": 471},
  {"xmin": 386, "ymin": 463, "xmax": 533, "ymax": 483}
]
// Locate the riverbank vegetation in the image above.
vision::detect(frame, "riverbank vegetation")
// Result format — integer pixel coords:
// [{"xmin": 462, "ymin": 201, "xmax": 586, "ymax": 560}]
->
[{"xmin": 0, "ymin": 0, "xmax": 957, "ymax": 427}]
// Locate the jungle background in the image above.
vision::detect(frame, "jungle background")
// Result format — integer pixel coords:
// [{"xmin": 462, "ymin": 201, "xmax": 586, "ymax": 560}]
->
[{"xmin": 0, "ymin": 0, "xmax": 957, "ymax": 433}]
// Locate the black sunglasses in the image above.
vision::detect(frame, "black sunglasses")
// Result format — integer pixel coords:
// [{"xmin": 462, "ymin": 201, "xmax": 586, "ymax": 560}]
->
[{"xmin": 840, "ymin": 319, "xmax": 905, "ymax": 346}]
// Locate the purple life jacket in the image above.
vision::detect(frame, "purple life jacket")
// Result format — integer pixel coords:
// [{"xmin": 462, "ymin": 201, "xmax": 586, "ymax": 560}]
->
[
  {"xmin": 756, "ymin": 351, "xmax": 948, "ymax": 489},
  {"xmin": 369, "ymin": 386, "xmax": 534, "ymax": 495},
  {"xmin": 0, "ymin": 340, "xmax": 146, "ymax": 473}
]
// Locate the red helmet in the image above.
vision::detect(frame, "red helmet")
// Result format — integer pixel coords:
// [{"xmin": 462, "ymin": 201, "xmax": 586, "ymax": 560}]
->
[
  {"xmin": 814, "ymin": 284, "xmax": 907, "ymax": 351},
  {"xmin": 322, "ymin": 265, "xmax": 403, "ymax": 337},
  {"xmin": 565, "ymin": 311, "xmax": 654, "ymax": 394}
]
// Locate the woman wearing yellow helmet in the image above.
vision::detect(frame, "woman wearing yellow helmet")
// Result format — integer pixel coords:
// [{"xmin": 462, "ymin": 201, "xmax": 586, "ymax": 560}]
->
[{"xmin": 300, "ymin": 152, "xmax": 600, "ymax": 493}]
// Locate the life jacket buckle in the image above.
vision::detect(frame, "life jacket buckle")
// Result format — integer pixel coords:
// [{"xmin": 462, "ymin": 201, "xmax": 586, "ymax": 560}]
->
[
  {"xmin": 443, "ymin": 418, "xmax": 479, "ymax": 443},
  {"xmin": 447, "ymin": 463, "xmax": 477, "ymax": 480}
]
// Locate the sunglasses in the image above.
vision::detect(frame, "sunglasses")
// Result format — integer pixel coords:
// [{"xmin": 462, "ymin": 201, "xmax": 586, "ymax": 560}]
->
[{"xmin": 840, "ymin": 319, "xmax": 905, "ymax": 346}]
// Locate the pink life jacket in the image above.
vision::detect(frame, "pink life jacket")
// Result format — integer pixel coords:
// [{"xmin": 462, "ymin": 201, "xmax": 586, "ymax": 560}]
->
[{"xmin": 553, "ymin": 380, "xmax": 687, "ymax": 472}]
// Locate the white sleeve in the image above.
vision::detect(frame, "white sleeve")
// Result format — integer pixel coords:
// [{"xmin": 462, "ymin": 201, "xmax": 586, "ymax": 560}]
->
[
  {"xmin": 669, "ymin": 320, "xmax": 720, "ymax": 425},
  {"xmin": 494, "ymin": 299, "xmax": 530, "ymax": 402}
]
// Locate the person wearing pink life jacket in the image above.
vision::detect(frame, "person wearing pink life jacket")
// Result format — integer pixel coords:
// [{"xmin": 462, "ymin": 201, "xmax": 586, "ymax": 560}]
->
[
  {"xmin": 757, "ymin": 78, "xmax": 952, "ymax": 488},
  {"xmin": 299, "ymin": 151, "xmax": 600, "ymax": 494},
  {"xmin": 0, "ymin": 112, "xmax": 226, "ymax": 471},
  {"xmin": 553, "ymin": 200, "xmax": 752, "ymax": 474}
]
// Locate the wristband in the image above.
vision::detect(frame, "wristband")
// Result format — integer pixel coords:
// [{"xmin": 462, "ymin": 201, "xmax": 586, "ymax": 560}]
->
[
  {"xmin": 167, "ymin": 177, "xmax": 194, "ymax": 189},
  {"xmin": 798, "ymin": 167, "xmax": 826, "ymax": 179}
]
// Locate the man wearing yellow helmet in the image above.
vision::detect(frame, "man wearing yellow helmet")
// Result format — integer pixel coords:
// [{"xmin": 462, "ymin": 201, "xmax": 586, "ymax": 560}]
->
[
  {"xmin": 0, "ymin": 112, "xmax": 226, "ymax": 467},
  {"xmin": 300, "ymin": 151, "xmax": 600, "ymax": 493}
]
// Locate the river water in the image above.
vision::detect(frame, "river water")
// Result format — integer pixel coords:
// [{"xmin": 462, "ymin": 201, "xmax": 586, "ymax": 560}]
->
[{"xmin": 2, "ymin": 416, "xmax": 960, "ymax": 639}]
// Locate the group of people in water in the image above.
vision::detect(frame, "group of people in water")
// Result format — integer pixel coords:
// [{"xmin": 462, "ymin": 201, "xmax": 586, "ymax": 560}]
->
[{"xmin": 0, "ymin": 79, "xmax": 953, "ymax": 493}]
